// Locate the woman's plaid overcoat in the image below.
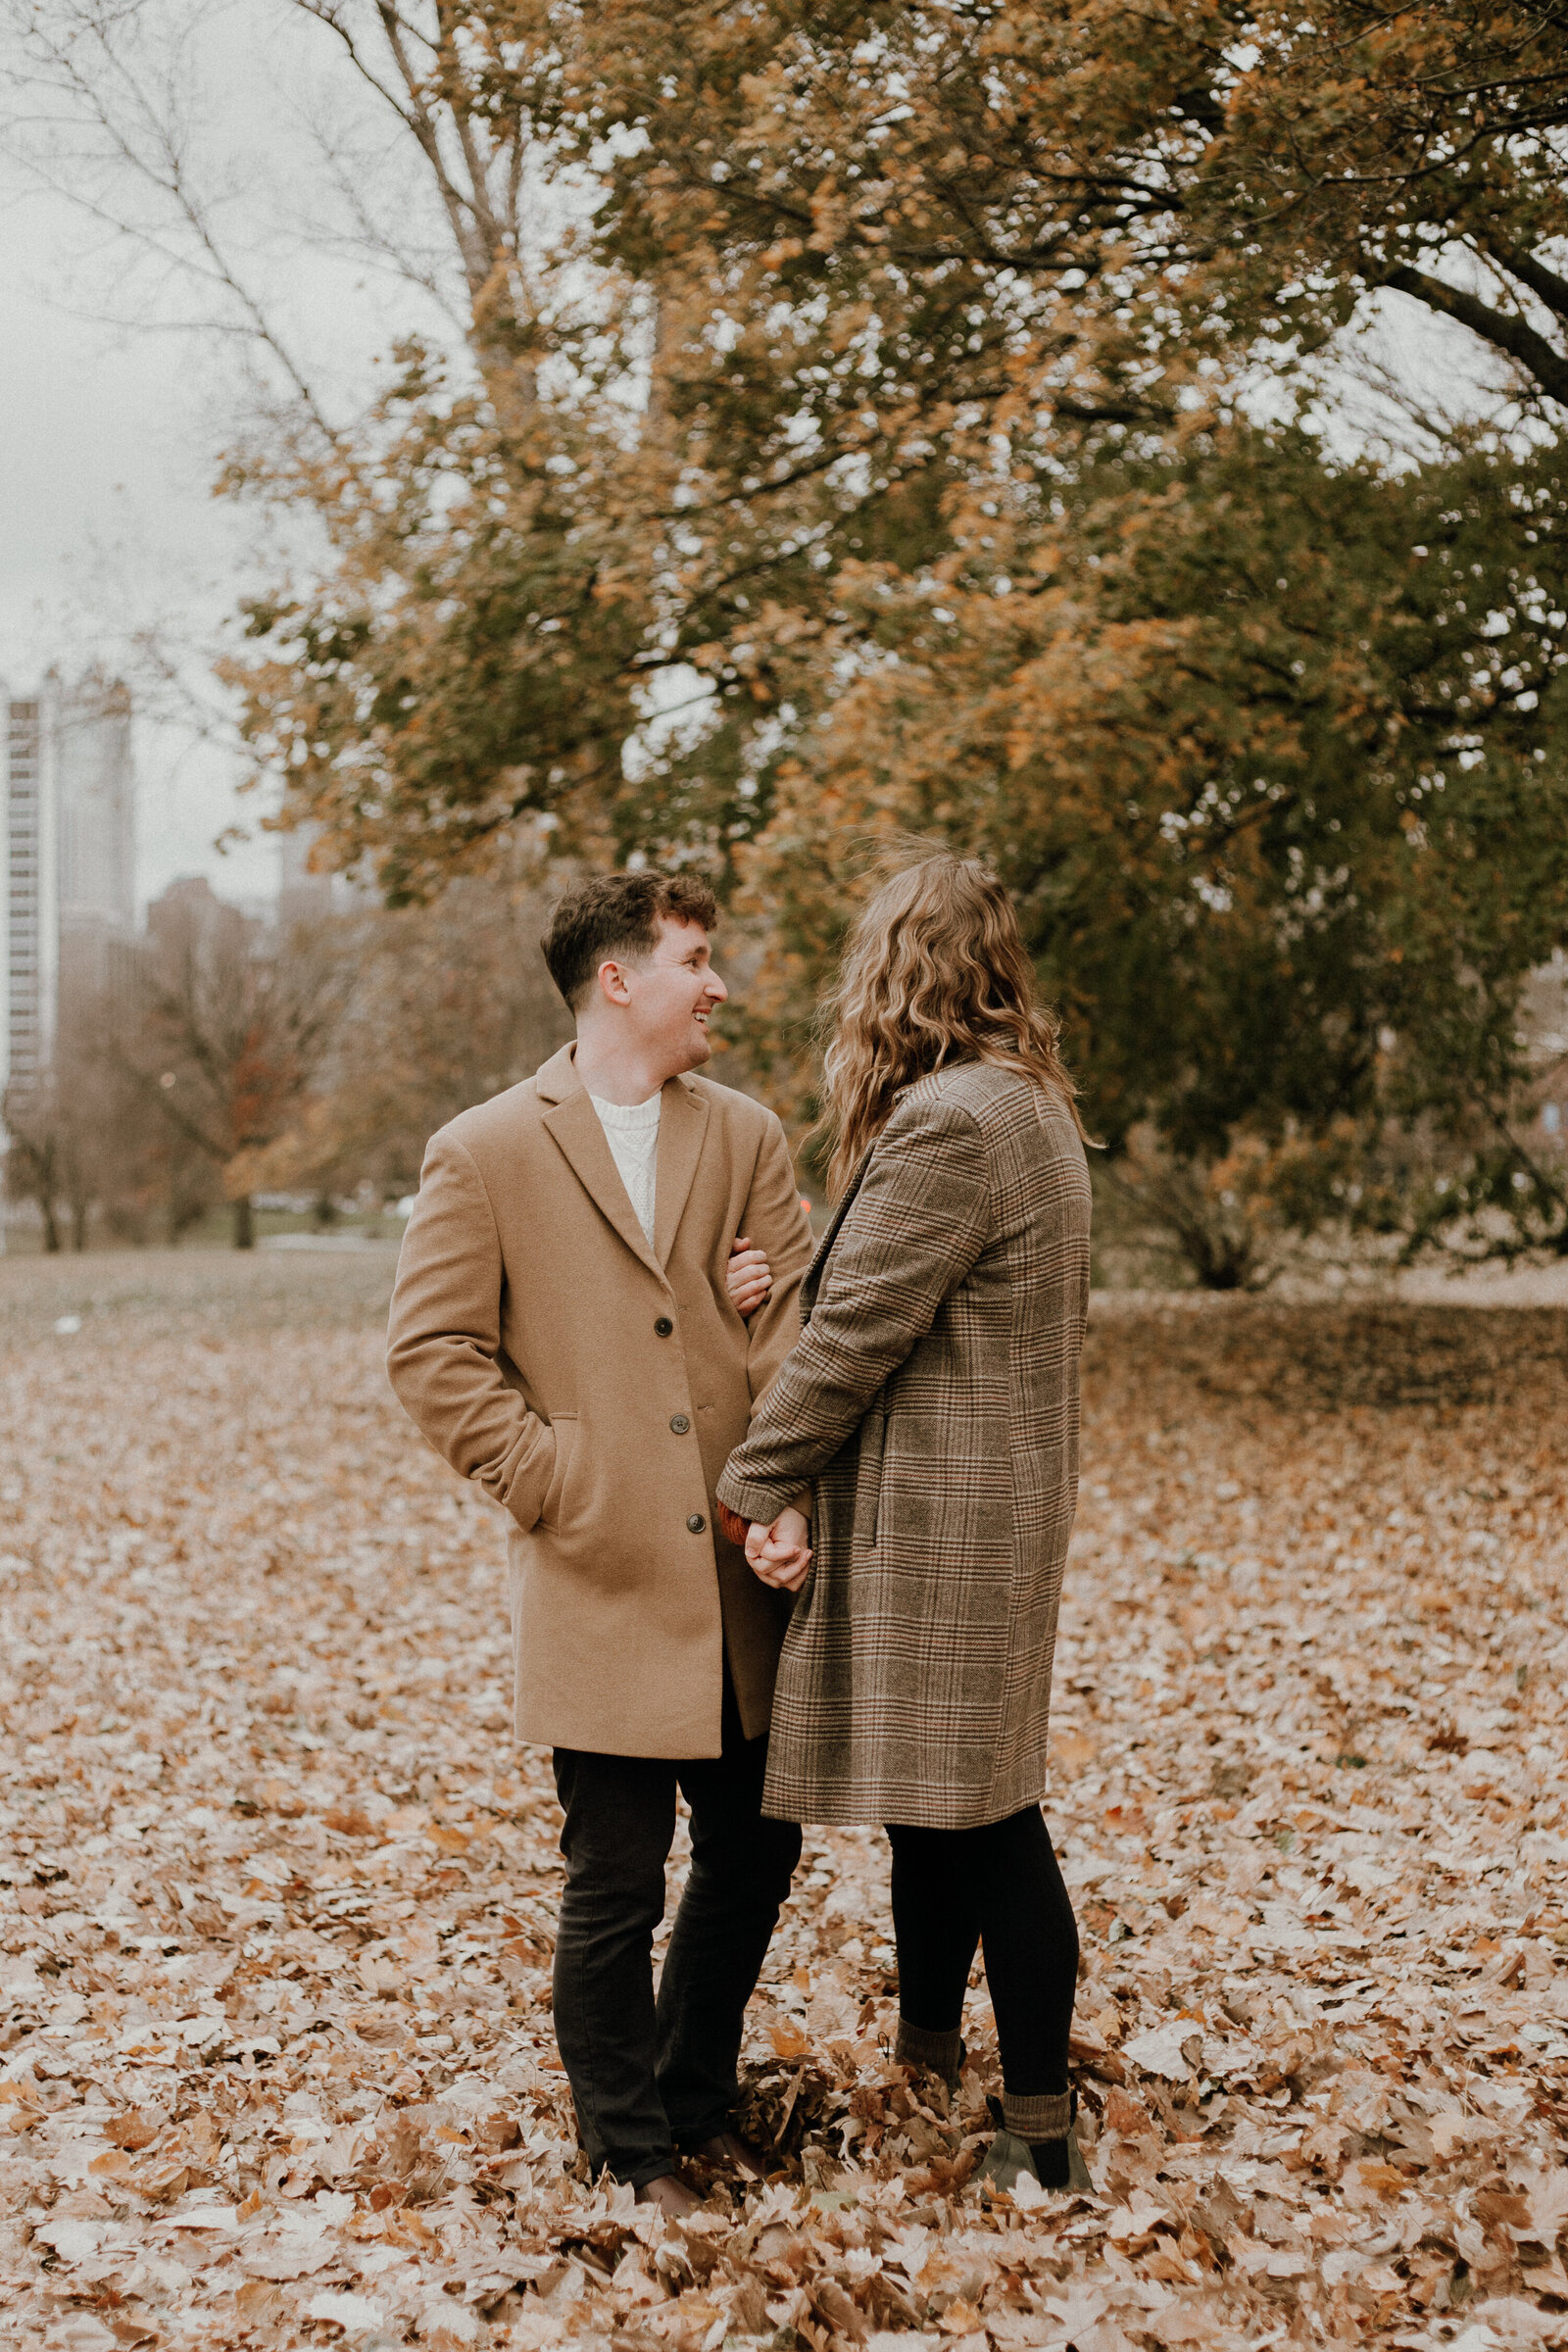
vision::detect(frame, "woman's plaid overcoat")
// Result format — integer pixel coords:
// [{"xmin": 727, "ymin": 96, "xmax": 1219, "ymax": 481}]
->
[{"xmin": 717, "ymin": 1061, "xmax": 1091, "ymax": 1829}]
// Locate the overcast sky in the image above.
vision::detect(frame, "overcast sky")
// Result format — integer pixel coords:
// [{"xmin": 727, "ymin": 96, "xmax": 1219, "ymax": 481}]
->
[
  {"xmin": 0, "ymin": 256, "xmax": 269, "ymax": 906},
  {"xmin": 0, "ymin": 0, "xmax": 445, "ymax": 913}
]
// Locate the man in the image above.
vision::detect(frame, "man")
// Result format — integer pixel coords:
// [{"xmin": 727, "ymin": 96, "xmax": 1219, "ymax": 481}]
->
[{"xmin": 386, "ymin": 871, "xmax": 812, "ymax": 2216}]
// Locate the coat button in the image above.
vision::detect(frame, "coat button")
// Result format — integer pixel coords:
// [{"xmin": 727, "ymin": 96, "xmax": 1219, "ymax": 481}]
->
[
  {"xmin": 654, "ymin": 1316, "xmax": 673, "ymax": 1337},
  {"xmin": 669, "ymin": 1413, "xmax": 691, "ymax": 1434},
  {"xmin": 687, "ymin": 1513, "xmax": 706, "ymax": 1534}
]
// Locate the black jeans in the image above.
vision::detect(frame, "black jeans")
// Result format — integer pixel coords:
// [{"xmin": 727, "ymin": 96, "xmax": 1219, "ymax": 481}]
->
[
  {"xmin": 551, "ymin": 1674, "xmax": 802, "ymax": 2188},
  {"xmin": 887, "ymin": 1805, "xmax": 1079, "ymax": 2096}
]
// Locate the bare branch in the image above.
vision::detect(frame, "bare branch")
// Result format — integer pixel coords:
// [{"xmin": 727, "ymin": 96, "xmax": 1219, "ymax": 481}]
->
[
  {"xmin": 1383, "ymin": 261, "xmax": 1568, "ymax": 410},
  {"xmin": 1, "ymin": 0, "xmax": 357, "ymax": 465}
]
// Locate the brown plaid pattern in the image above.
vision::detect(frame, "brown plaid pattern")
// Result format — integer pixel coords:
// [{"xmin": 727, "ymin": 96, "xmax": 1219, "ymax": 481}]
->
[{"xmin": 717, "ymin": 1063, "xmax": 1091, "ymax": 1829}]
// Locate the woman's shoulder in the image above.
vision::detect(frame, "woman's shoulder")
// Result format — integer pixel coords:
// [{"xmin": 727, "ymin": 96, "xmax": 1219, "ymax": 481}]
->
[
  {"xmin": 900, "ymin": 1060, "xmax": 1047, "ymax": 1124},
  {"xmin": 888, "ymin": 1063, "xmax": 1083, "ymax": 1164}
]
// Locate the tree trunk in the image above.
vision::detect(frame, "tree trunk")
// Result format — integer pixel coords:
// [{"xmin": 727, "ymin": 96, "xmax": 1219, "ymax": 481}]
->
[
  {"xmin": 42, "ymin": 1197, "xmax": 62, "ymax": 1253},
  {"xmin": 232, "ymin": 1194, "xmax": 256, "ymax": 1250}
]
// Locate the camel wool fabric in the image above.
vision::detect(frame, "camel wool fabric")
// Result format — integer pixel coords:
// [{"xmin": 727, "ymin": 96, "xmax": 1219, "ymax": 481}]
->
[
  {"xmin": 717, "ymin": 1062, "xmax": 1091, "ymax": 1829},
  {"xmin": 387, "ymin": 1045, "xmax": 813, "ymax": 1759}
]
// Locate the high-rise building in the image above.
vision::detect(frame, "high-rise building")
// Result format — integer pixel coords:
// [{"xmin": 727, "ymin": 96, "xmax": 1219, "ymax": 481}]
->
[
  {"xmin": 2, "ymin": 683, "xmax": 61, "ymax": 1099},
  {"xmin": 59, "ymin": 673, "xmax": 135, "ymax": 975},
  {"xmin": 1, "ymin": 670, "xmax": 136, "ymax": 1102}
]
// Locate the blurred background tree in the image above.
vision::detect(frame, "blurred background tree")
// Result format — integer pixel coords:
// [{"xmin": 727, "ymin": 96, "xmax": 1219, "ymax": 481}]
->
[
  {"xmin": 111, "ymin": 882, "xmax": 350, "ymax": 1250},
  {"xmin": 3, "ymin": 971, "xmax": 173, "ymax": 1252},
  {"xmin": 227, "ymin": 872, "xmax": 572, "ymax": 1209}
]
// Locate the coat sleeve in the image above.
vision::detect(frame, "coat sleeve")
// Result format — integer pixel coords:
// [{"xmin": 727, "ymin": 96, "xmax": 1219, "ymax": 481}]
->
[
  {"xmin": 716, "ymin": 1094, "xmax": 991, "ymax": 1525},
  {"xmin": 739, "ymin": 1111, "xmax": 815, "ymax": 1403},
  {"xmin": 385, "ymin": 1128, "xmax": 556, "ymax": 1529}
]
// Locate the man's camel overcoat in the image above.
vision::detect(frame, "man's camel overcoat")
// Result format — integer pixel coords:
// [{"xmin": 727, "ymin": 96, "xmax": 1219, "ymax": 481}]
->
[{"xmin": 386, "ymin": 1044, "xmax": 813, "ymax": 1758}]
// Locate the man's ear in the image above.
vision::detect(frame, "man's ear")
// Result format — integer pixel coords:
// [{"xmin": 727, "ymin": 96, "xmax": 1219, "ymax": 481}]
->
[{"xmin": 595, "ymin": 956, "xmax": 633, "ymax": 1008}]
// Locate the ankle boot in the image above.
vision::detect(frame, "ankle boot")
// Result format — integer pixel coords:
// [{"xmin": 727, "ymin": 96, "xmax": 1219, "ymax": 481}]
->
[
  {"xmin": 978, "ymin": 2091, "xmax": 1092, "ymax": 2195},
  {"xmin": 893, "ymin": 2017, "xmax": 967, "ymax": 2091}
]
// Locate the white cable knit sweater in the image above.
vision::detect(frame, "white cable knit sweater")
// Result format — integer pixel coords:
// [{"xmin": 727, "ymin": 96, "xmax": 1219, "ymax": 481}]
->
[{"xmin": 588, "ymin": 1089, "xmax": 661, "ymax": 1244}]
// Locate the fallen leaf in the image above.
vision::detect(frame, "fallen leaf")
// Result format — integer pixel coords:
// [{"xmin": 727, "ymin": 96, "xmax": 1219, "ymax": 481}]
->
[{"xmin": 0, "ymin": 1265, "xmax": 1562, "ymax": 2348}]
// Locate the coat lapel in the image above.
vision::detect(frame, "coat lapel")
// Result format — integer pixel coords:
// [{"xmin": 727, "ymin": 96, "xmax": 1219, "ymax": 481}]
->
[
  {"xmin": 539, "ymin": 1053, "xmax": 663, "ymax": 1279},
  {"xmin": 653, "ymin": 1077, "xmax": 710, "ymax": 1268}
]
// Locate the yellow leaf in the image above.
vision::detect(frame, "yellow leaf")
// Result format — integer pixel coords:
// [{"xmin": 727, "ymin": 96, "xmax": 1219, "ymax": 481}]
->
[
  {"xmin": 107, "ymin": 2110, "xmax": 162, "ymax": 2151},
  {"xmin": 1350, "ymin": 2160, "xmax": 1409, "ymax": 2195},
  {"xmin": 133, "ymin": 2161, "xmax": 192, "ymax": 2201}
]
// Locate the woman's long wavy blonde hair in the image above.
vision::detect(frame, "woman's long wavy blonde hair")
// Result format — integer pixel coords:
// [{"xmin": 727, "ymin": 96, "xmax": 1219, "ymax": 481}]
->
[{"xmin": 817, "ymin": 850, "xmax": 1084, "ymax": 1198}]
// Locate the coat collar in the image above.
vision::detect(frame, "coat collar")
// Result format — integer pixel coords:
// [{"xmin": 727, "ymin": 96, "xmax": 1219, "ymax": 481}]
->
[
  {"xmin": 536, "ymin": 1043, "xmax": 708, "ymax": 1275},
  {"xmin": 535, "ymin": 1041, "xmax": 582, "ymax": 1104},
  {"xmin": 801, "ymin": 1144, "xmax": 873, "ymax": 1322}
]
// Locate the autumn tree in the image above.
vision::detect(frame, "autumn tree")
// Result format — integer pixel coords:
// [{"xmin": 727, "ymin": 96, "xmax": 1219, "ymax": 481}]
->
[
  {"xmin": 736, "ymin": 419, "xmax": 1568, "ymax": 1254},
  {"xmin": 3, "ymin": 1088, "xmax": 70, "ymax": 1253},
  {"xmin": 218, "ymin": 1, "xmax": 1568, "ymax": 892},
  {"xmin": 8, "ymin": 0, "xmax": 1247, "ymax": 892},
  {"xmin": 2, "ymin": 978, "xmax": 167, "ymax": 1251},
  {"xmin": 1204, "ymin": 3, "xmax": 1568, "ymax": 422},
  {"xmin": 228, "ymin": 871, "xmax": 572, "ymax": 1204},
  {"xmin": 221, "ymin": 0, "xmax": 1234, "ymax": 886},
  {"xmin": 120, "ymin": 882, "xmax": 349, "ymax": 1248},
  {"xmin": 18, "ymin": 3, "xmax": 1568, "ymax": 875}
]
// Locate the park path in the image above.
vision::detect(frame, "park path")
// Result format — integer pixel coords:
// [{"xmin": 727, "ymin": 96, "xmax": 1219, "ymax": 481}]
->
[{"xmin": 0, "ymin": 1256, "xmax": 1565, "ymax": 2349}]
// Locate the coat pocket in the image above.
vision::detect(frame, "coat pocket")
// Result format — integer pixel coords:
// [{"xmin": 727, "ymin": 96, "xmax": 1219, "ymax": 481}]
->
[
  {"xmin": 852, "ymin": 1396, "xmax": 887, "ymax": 1553},
  {"xmin": 538, "ymin": 1413, "xmax": 578, "ymax": 1530}
]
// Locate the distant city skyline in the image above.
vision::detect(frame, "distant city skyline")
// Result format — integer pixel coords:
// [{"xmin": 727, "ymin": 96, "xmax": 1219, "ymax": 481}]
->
[
  {"xmin": 0, "ymin": 656, "xmax": 297, "ymax": 920},
  {"xmin": 2, "ymin": 670, "xmax": 138, "ymax": 1098}
]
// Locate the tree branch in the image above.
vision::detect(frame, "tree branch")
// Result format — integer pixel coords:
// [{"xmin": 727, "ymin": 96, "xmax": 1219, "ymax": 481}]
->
[
  {"xmin": 1474, "ymin": 228, "xmax": 1568, "ymax": 326},
  {"xmin": 1382, "ymin": 262, "xmax": 1568, "ymax": 409}
]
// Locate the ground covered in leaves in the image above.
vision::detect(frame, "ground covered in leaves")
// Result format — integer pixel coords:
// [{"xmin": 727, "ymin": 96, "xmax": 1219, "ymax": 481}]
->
[{"xmin": 1, "ymin": 1251, "xmax": 1566, "ymax": 2352}]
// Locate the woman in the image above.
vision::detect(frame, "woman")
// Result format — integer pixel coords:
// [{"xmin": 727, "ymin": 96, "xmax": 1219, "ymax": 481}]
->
[{"xmin": 716, "ymin": 852, "xmax": 1093, "ymax": 2193}]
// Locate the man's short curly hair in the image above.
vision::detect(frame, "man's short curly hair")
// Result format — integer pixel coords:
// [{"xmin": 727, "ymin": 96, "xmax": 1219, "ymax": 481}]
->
[{"xmin": 541, "ymin": 870, "xmax": 719, "ymax": 1010}]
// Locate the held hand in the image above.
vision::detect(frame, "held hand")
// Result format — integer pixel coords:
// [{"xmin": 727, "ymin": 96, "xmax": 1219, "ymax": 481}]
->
[
  {"xmin": 745, "ymin": 1504, "xmax": 812, "ymax": 1593},
  {"xmin": 725, "ymin": 1234, "xmax": 774, "ymax": 1319}
]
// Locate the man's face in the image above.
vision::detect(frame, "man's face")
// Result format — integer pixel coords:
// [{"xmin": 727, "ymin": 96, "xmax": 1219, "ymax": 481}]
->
[{"xmin": 605, "ymin": 916, "xmax": 727, "ymax": 1076}]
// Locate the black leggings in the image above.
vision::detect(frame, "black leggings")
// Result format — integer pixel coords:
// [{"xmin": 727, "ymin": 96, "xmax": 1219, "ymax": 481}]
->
[{"xmin": 886, "ymin": 1806, "xmax": 1079, "ymax": 2097}]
